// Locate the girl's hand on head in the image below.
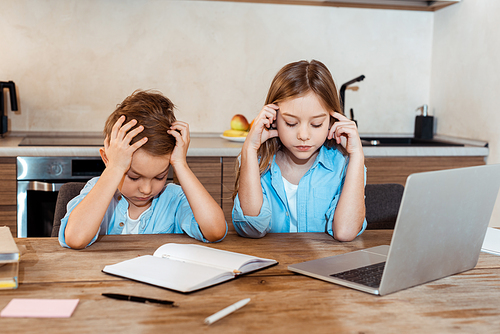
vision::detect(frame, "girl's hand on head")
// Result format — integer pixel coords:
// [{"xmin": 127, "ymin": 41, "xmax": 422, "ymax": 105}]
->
[
  {"xmin": 104, "ymin": 115, "xmax": 147, "ymax": 173},
  {"xmin": 328, "ymin": 112, "xmax": 363, "ymax": 155},
  {"xmin": 243, "ymin": 104, "xmax": 279, "ymax": 151},
  {"xmin": 167, "ymin": 121, "xmax": 190, "ymax": 167}
]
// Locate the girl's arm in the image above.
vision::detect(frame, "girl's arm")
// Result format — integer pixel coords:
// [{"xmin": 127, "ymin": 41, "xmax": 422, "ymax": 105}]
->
[
  {"xmin": 238, "ymin": 104, "xmax": 279, "ymax": 216},
  {"xmin": 168, "ymin": 121, "xmax": 226, "ymax": 242},
  {"xmin": 65, "ymin": 116, "xmax": 147, "ymax": 249},
  {"xmin": 328, "ymin": 112, "xmax": 366, "ymax": 241}
]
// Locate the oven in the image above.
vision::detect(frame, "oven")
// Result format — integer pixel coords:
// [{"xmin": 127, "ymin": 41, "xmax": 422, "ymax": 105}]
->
[{"xmin": 16, "ymin": 157, "xmax": 105, "ymax": 237}]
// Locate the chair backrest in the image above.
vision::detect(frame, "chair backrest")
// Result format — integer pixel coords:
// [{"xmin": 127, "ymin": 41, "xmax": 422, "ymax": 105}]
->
[
  {"xmin": 51, "ymin": 182, "xmax": 86, "ymax": 237},
  {"xmin": 365, "ymin": 183, "xmax": 404, "ymax": 229}
]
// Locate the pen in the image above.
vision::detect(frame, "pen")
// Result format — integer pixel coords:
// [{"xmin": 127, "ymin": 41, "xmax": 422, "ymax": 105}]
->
[
  {"xmin": 102, "ymin": 293, "xmax": 175, "ymax": 306},
  {"xmin": 204, "ymin": 298, "xmax": 251, "ymax": 325}
]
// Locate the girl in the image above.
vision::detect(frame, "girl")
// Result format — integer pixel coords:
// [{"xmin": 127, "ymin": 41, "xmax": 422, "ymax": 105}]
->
[{"xmin": 232, "ymin": 60, "xmax": 366, "ymax": 241}]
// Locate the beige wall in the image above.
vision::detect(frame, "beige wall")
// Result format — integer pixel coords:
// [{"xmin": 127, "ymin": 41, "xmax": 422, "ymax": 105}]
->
[
  {"xmin": 431, "ymin": 0, "xmax": 500, "ymax": 226},
  {"xmin": 1, "ymin": 0, "xmax": 433, "ymax": 134}
]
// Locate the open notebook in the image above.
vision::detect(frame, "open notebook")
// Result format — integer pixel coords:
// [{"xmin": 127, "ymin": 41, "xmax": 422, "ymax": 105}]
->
[
  {"xmin": 289, "ymin": 164, "xmax": 500, "ymax": 295},
  {"xmin": 103, "ymin": 243, "xmax": 277, "ymax": 293}
]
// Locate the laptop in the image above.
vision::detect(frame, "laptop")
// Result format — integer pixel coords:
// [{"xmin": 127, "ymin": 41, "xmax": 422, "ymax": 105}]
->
[{"xmin": 288, "ymin": 164, "xmax": 500, "ymax": 295}]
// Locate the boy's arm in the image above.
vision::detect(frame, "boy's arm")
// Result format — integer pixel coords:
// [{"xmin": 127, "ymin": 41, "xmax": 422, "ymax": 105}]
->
[
  {"xmin": 65, "ymin": 116, "xmax": 147, "ymax": 249},
  {"xmin": 64, "ymin": 167, "xmax": 124, "ymax": 249},
  {"xmin": 168, "ymin": 121, "xmax": 226, "ymax": 242}
]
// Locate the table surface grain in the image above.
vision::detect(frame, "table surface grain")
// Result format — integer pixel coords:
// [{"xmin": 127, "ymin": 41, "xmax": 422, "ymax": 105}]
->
[{"xmin": 2, "ymin": 231, "xmax": 500, "ymax": 334}]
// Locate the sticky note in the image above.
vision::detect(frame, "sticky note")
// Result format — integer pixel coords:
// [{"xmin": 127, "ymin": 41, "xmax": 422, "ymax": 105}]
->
[{"xmin": 1, "ymin": 299, "xmax": 79, "ymax": 318}]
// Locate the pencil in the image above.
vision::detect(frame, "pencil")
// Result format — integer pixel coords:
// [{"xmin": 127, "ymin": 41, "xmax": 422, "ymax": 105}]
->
[{"xmin": 204, "ymin": 298, "xmax": 251, "ymax": 325}]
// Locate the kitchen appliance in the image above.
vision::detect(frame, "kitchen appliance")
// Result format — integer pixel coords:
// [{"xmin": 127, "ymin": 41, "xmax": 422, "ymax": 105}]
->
[
  {"xmin": 17, "ymin": 156, "xmax": 105, "ymax": 237},
  {"xmin": 0, "ymin": 81, "xmax": 18, "ymax": 136},
  {"xmin": 414, "ymin": 104, "xmax": 434, "ymax": 139}
]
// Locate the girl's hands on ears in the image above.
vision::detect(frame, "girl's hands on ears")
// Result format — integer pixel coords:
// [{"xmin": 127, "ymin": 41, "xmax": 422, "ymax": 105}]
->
[
  {"xmin": 167, "ymin": 121, "xmax": 190, "ymax": 168},
  {"xmin": 244, "ymin": 104, "xmax": 279, "ymax": 151},
  {"xmin": 328, "ymin": 112, "xmax": 363, "ymax": 156},
  {"xmin": 103, "ymin": 115, "xmax": 147, "ymax": 173}
]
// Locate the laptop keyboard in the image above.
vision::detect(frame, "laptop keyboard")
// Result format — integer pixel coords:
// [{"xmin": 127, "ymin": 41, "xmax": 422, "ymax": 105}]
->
[{"xmin": 330, "ymin": 262, "xmax": 386, "ymax": 288}]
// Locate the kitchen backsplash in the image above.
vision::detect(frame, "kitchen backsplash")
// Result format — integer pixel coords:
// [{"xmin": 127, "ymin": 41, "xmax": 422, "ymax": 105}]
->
[{"xmin": 1, "ymin": 0, "xmax": 432, "ymax": 134}]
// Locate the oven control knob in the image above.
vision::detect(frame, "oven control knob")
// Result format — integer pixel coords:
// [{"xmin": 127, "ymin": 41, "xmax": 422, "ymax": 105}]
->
[{"xmin": 49, "ymin": 162, "xmax": 63, "ymax": 176}]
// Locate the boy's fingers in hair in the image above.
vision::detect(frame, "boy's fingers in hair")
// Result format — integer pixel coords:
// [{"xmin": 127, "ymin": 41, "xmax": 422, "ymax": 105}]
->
[
  {"xmin": 123, "ymin": 125, "xmax": 144, "ymax": 145},
  {"xmin": 130, "ymin": 136, "xmax": 148, "ymax": 150},
  {"xmin": 118, "ymin": 119, "xmax": 139, "ymax": 137},
  {"xmin": 110, "ymin": 115, "xmax": 126, "ymax": 139},
  {"xmin": 167, "ymin": 128, "xmax": 182, "ymax": 142},
  {"xmin": 170, "ymin": 122, "xmax": 190, "ymax": 140},
  {"xmin": 113, "ymin": 118, "xmax": 137, "ymax": 142},
  {"xmin": 169, "ymin": 121, "xmax": 187, "ymax": 130},
  {"xmin": 172, "ymin": 122, "xmax": 189, "ymax": 135}
]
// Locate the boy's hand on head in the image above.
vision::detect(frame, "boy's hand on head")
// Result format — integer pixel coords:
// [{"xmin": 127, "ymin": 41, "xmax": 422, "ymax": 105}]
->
[
  {"xmin": 328, "ymin": 112, "xmax": 363, "ymax": 155},
  {"xmin": 244, "ymin": 104, "xmax": 279, "ymax": 151},
  {"xmin": 167, "ymin": 121, "xmax": 190, "ymax": 168},
  {"xmin": 104, "ymin": 115, "xmax": 148, "ymax": 174}
]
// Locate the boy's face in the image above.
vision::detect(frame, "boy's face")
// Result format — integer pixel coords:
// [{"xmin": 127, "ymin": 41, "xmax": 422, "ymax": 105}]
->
[
  {"xmin": 276, "ymin": 91, "xmax": 330, "ymax": 163},
  {"xmin": 118, "ymin": 149, "xmax": 171, "ymax": 212}
]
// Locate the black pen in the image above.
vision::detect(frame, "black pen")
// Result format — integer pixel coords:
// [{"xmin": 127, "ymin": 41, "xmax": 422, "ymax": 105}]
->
[{"xmin": 102, "ymin": 293, "xmax": 175, "ymax": 306}]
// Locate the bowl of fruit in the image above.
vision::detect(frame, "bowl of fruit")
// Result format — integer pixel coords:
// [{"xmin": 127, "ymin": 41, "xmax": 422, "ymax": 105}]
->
[{"xmin": 221, "ymin": 114, "xmax": 250, "ymax": 142}]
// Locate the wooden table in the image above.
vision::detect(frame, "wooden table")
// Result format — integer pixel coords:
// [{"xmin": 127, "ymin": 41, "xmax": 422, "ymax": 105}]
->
[{"xmin": 1, "ymin": 231, "xmax": 500, "ymax": 333}]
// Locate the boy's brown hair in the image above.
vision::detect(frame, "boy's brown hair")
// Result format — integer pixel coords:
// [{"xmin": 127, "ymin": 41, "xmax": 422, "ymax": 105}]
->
[{"xmin": 104, "ymin": 90, "xmax": 177, "ymax": 156}]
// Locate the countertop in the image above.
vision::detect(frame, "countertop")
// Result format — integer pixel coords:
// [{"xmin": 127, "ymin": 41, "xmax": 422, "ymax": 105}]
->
[{"xmin": 0, "ymin": 132, "xmax": 489, "ymax": 157}]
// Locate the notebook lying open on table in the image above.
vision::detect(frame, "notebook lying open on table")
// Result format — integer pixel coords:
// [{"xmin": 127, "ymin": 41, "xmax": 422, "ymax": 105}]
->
[{"xmin": 288, "ymin": 164, "xmax": 500, "ymax": 295}]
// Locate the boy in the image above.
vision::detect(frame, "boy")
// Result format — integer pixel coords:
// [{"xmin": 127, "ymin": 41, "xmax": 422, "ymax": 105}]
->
[{"xmin": 59, "ymin": 90, "xmax": 227, "ymax": 249}]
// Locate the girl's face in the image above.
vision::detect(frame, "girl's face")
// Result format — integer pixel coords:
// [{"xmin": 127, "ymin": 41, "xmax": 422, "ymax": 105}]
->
[{"xmin": 276, "ymin": 91, "xmax": 330, "ymax": 163}]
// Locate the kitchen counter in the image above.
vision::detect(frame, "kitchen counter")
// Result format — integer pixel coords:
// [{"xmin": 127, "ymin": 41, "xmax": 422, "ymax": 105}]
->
[
  {"xmin": 0, "ymin": 132, "xmax": 489, "ymax": 158},
  {"xmin": 0, "ymin": 133, "xmax": 244, "ymax": 157}
]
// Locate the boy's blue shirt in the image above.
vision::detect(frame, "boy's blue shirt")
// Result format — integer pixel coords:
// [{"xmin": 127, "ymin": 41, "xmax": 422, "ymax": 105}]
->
[
  {"xmin": 58, "ymin": 177, "xmax": 227, "ymax": 248},
  {"xmin": 232, "ymin": 145, "xmax": 367, "ymax": 238}
]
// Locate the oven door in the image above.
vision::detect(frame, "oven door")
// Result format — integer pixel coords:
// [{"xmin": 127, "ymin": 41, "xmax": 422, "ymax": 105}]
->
[{"xmin": 17, "ymin": 181, "xmax": 66, "ymax": 238}]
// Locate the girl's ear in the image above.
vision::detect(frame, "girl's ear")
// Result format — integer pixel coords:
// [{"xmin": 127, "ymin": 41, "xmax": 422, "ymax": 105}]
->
[{"xmin": 99, "ymin": 147, "xmax": 109, "ymax": 166}]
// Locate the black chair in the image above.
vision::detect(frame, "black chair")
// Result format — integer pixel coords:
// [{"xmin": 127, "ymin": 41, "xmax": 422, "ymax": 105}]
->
[
  {"xmin": 51, "ymin": 182, "xmax": 86, "ymax": 237},
  {"xmin": 365, "ymin": 183, "xmax": 404, "ymax": 229}
]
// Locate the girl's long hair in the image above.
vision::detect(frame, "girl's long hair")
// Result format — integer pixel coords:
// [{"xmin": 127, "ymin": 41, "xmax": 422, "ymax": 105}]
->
[{"xmin": 232, "ymin": 60, "xmax": 343, "ymax": 199}]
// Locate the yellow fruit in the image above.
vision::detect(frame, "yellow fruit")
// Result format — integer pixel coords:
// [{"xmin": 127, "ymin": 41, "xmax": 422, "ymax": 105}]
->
[
  {"xmin": 230, "ymin": 114, "xmax": 250, "ymax": 131},
  {"xmin": 223, "ymin": 129, "xmax": 248, "ymax": 137}
]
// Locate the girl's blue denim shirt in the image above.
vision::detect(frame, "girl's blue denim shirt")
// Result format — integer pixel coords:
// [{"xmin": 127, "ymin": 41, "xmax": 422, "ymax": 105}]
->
[{"xmin": 232, "ymin": 145, "xmax": 367, "ymax": 238}]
